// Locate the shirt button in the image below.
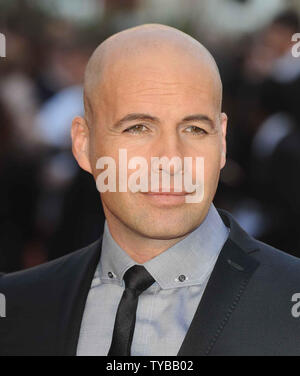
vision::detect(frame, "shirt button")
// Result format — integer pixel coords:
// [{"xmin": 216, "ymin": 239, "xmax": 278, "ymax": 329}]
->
[
  {"xmin": 108, "ymin": 272, "xmax": 114, "ymax": 279},
  {"xmin": 178, "ymin": 274, "xmax": 186, "ymax": 282}
]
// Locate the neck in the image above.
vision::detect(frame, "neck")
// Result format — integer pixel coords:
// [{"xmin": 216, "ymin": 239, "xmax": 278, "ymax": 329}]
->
[{"xmin": 104, "ymin": 211, "xmax": 188, "ymax": 264}]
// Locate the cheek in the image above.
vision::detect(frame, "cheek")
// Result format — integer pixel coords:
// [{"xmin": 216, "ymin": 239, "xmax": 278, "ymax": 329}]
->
[
  {"xmin": 202, "ymin": 146, "xmax": 222, "ymax": 184},
  {"xmin": 90, "ymin": 137, "xmax": 119, "ymax": 171},
  {"xmin": 220, "ymin": 152, "xmax": 226, "ymax": 169}
]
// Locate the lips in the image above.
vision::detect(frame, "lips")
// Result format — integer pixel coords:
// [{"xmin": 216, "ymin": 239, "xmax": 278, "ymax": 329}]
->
[
  {"xmin": 143, "ymin": 191, "xmax": 188, "ymax": 196},
  {"xmin": 139, "ymin": 190, "xmax": 191, "ymax": 206}
]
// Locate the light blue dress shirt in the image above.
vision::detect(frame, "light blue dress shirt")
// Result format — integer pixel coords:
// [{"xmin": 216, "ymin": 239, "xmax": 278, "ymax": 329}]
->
[{"xmin": 76, "ymin": 204, "xmax": 229, "ymax": 356}]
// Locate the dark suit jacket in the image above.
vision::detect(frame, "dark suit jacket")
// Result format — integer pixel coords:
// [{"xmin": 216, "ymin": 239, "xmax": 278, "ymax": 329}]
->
[{"xmin": 1, "ymin": 210, "xmax": 300, "ymax": 356}]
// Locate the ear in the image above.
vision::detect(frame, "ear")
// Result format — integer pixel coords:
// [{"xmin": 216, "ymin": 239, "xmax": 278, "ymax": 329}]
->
[
  {"xmin": 71, "ymin": 116, "xmax": 92, "ymax": 173},
  {"xmin": 220, "ymin": 112, "xmax": 227, "ymax": 169}
]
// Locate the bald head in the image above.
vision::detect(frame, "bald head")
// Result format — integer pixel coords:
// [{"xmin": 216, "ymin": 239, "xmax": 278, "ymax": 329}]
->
[{"xmin": 83, "ymin": 24, "xmax": 222, "ymax": 124}]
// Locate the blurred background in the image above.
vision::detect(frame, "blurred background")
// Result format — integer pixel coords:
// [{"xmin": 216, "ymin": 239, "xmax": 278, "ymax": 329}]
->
[{"xmin": 0, "ymin": 0, "xmax": 300, "ymax": 272}]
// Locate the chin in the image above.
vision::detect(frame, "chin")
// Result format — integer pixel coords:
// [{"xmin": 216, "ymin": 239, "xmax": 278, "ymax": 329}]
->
[
  {"xmin": 103, "ymin": 195, "xmax": 211, "ymax": 240},
  {"xmin": 141, "ymin": 227, "xmax": 189, "ymax": 240},
  {"xmin": 130, "ymin": 213, "xmax": 202, "ymax": 241}
]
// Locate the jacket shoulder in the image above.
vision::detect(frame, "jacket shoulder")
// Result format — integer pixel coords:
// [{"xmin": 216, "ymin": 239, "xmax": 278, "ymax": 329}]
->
[
  {"xmin": 219, "ymin": 208, "xmax": 300, "ymax": 278},
  {"xmin": 252, "ymin": 238, "xmax": 300, "ymax": 272},
  {"xmin": 0, "ymin": 239, "xmax": 101, "ymax": 295}
]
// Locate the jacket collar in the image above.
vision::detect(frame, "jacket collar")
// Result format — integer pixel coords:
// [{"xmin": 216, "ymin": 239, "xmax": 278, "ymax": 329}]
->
[
  {"xmin": 177, "ymin": 209, "xmax": 260, "ymax": 355},
  {"xmin": 59, "ymin": 239, "xmax": 102, "ymax": 356}
]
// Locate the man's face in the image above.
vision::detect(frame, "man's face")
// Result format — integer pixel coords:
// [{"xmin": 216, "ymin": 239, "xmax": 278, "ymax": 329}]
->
[{"xmin": 85, "ymin": 48, "xmax": 227, "ymax": 240}]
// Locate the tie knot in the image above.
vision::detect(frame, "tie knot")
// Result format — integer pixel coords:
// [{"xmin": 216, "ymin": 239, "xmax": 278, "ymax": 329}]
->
[{"xmin": 123, "ymin": 265, "xmax": 155, "ymax": 295}]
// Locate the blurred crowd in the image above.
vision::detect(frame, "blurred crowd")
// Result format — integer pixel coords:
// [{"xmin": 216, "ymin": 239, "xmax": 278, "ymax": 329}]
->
[{"xmin": 0, "ymin": 0, "xmax": 300, "ymax": 272}]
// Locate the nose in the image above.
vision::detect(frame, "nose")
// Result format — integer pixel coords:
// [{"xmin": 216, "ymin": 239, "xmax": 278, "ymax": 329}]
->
[{"xmin": 150, "ymin": 131, "xmax": 184, "ymax": 176}]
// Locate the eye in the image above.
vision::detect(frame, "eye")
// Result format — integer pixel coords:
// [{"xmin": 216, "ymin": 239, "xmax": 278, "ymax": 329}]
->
[
  {"xmin": 124, "ymin": 124, "xmax": 149, "ymax": 134},
  {"xmin": 184, "ymin": 126, "xmax": 207, "ymax": 135}
]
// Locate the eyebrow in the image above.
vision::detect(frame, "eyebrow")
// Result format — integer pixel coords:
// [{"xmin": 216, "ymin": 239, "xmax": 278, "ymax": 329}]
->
[
  {"xmin": 112, "ymin": 113, "xmax": 160, "ymax": 129},
  {"xmin": 112, "ymin": 112, "xmax": 215, "ymax": 129},
  {"xmin": 181, "ymin": 114, "xmax": 215, "ymax": 129}
]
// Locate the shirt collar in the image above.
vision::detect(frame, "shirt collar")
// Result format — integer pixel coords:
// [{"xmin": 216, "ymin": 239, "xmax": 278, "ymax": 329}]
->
[
  {"xmin": 99, "ymin": 224, "xmax": 136, "ymax": 286},
  {"xmin": 99, "ymin": 204, "xmax": 229, "ymax": 290}
]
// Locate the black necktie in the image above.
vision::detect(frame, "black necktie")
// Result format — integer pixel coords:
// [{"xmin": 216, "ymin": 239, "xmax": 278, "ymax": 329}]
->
[{"xmin": 107, "ymin": 265, "xmax": 155, "ymax": 356}]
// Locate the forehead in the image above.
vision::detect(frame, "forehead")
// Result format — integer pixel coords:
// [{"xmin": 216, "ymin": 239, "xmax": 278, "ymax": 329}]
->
[{"xmin": 93, "ymin": 47, "xmax": 221, "ymax": 122}]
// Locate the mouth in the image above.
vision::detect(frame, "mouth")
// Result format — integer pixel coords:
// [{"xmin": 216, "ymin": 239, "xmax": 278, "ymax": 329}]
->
[
  {"xmin": 140, "ymin": 190, "xmax": 192, "ymax": 206},
  {"xmin": 145, "ymin": 191, "xmax": 188, "ymax": 196}
]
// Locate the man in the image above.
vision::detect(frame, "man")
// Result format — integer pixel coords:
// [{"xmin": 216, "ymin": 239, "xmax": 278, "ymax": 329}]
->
[{"xmin": 1, "ymin": 24, "xmax": 300, "ymax": 356}]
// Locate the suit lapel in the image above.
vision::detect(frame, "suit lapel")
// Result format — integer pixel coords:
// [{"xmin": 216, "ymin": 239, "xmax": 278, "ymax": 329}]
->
[
  {"xmin": 57, "ymin": 238, "xmax": 102, "ymax": 355},
  {"xmin": 178, "ymin": 210, "xmax": 260, "ymax": 356}
]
